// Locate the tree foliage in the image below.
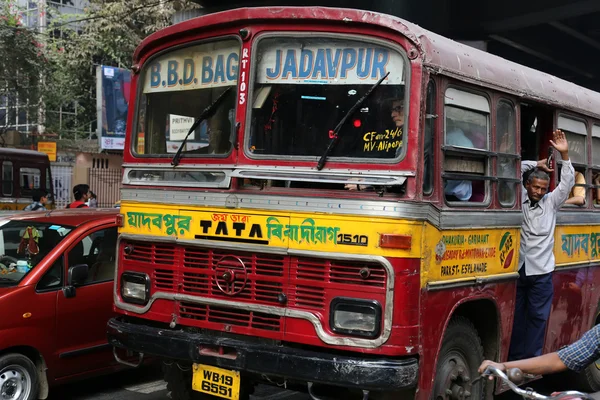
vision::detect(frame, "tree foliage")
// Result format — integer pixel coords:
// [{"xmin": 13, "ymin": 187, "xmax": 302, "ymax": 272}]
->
[
  {"xmin": 0, "ymin": 2, "xmax": 46, "ymax": 133},
  {"xmin": 0, "ymin": 0, "xmax": 198, "ymax": 139},
  {"xmin": 43, "ymin": 0, "xmax": 199, "ymax": 139}
]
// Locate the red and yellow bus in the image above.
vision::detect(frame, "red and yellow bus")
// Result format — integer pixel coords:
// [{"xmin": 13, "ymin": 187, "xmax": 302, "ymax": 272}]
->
[{"xmin": 107, "ymin": 6, "xmax": 600, "ymax": 400}]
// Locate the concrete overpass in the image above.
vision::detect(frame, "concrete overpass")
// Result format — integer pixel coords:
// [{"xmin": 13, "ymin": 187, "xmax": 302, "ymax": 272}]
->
[{"xmin": 190, "ymin": 0, "xmax": 600, "ymax": 92}]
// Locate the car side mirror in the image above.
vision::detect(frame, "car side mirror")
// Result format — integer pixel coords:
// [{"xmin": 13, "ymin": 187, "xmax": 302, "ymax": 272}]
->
[{"xmin": 68, "ymin": 264, "xmax": 89, "ymax": 287}]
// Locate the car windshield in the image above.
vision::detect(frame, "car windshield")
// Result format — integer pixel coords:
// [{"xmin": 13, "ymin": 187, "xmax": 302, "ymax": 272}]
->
[
  {"xmin": 134, "ymin": 39, "xmax": 240, "ymax": 157},
  {"xmin": 0, "ymin": 220, "xmax": 73, "ymax": 285},
  {"xmin": 247, "ymin": 36, "xmax": 408, "ymax": 161}
]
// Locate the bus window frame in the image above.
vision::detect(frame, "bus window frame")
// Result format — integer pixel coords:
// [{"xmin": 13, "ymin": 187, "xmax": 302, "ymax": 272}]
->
[
  {"xmin": 243, "ymin": 31, "xmax": 412, "ymax": 165},
  {"xmin": 591, "ymin": 124, "xmax": 600, "ymax": 169},
  {"xmin": 592, "ymin": 124, "xmax": 600, "ymax": 208},
  {"xmin": 442, "ymin": 84, "xmax": 493, "ymax": 208},
  {"xmin": 19, "ymin": 167, "xmax": 42, "ymax": 197},
  {"xmin": 557, "ymin": 114, "xmax": 588, "ymax": 165},
  {"xmin": 2, "ymin": 161, "xmax": 13, "ymax": 197},
  {"xmin": 557, "ymin": 113, "xmax": 589, "ymax": 208},
  {"xmin": 496, "ymin": 98, "xmax": 519, "ymax": 208},
  {"xmin": 422, "ymin": 79, "xmax": 436, "ymax": 197},
  {"xmin": 130, "ymin": 35, "xmax": 243, "ymax": 160}
]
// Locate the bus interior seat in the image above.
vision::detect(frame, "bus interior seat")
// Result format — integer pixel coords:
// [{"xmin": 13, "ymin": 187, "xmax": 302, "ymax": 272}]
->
[{"xmin": 470, "ymin": 180, "xmax": 486, "ymax": 202}]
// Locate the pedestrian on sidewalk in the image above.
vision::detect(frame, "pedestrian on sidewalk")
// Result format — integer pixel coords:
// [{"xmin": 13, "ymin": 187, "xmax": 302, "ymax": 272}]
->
[
  {"xmin": 67, "ymin": 184, "xmax": 91, "ymax": 209},
  {"xmin": 87, "ymin": 191, "xmax": 98, "ymax": 208},
  {"xmin": 24, "ymin": 189, "xmax": 49, "ymax": 211}
]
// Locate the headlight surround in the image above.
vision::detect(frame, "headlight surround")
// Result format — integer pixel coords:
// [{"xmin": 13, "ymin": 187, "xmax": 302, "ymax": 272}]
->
[
  {"xmin": 329, "ymin": 297, "xmax": 382, "ymax": 338},
  {"xmin": 120, "ymin": 272, "xmax": 150, "ymax": 305}
]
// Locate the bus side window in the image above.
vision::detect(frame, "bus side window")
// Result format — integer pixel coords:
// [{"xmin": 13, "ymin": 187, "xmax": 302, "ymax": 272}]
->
[
  {"xmin": 592, "ymin": 125, "xmax": 600, "ymax": 207},
  {"xmin": 443, "ymin": 88, "xmax": 490, "ymax": 204},
  {"xmin": 2, "ymin": 161, "xmax": 12, "ymax": 196},
  {"xmin": 19, "ymin": 168, "xmax": 41, "ymax": 196},
  {"xmin": 423, "ymin": 80, "xmax": 435, "ymax": 195},
  {"xmin": 45, "ymin": 168, "xmax": 51, "ymax": 193},
  {"xmin": 558, "ymin": 116, "xmax": 587, "ymax": 207},
  {"xmin": 497, "ymin": 100, "xmax": 517, "ymax": 207}
]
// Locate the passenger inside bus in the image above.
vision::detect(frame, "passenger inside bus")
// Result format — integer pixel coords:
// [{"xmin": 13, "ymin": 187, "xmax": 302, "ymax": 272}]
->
[
  {"xmin": 390, "ymin": 98, "xmax": 405, "ymax": 128},
  {"xmin": 565, "ymin": 171, "xmax": 586, "ymax": 206},
  {"xmin": 444, "ymin": 117, "xmax": 475, "ymax": 201},
  {"xmin": 594, "ymin": 173, "xmax": 600, "ymax": 205}
]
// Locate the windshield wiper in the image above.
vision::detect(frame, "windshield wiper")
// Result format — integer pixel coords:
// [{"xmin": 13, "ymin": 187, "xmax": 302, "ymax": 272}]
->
[
  {"xmin": 316, "ymin": 72, "xmax": 390, "ymax": 171},
  {"xmin": 0, "ymin": 277, "xmax": 16, "ymax": 285},
  {"xmin": 171, "ymin": 87, "xmax": 233, "ymax": 167}
]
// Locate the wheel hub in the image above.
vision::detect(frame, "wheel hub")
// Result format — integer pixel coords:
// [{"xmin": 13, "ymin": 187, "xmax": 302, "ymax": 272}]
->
[
  {"xmin": 434, "ymin": 355, "xmax": 474, "ymax": 400},
  {"xmin": 0, "ymin": 366, "xmax": 29, "ymax": 400}
]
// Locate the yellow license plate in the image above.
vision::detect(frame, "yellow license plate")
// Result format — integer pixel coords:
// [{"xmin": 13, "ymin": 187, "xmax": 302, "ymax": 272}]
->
[{"xmin": 192, "ymin": 364, "xmax": 240, "ymax": 400}]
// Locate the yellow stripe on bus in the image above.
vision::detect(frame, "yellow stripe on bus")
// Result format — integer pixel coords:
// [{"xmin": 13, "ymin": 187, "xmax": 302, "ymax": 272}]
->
[
  {"xmin": 118, "ymin": 202, "xmax": 422, "ymax": 258},
  {"xmin": 119, "ymin": 202, "xmax": 599, "ymax": 289}
]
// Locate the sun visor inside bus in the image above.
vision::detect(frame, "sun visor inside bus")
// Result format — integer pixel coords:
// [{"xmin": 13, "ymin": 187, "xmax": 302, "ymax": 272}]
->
[
  {"xmin": 445, "ymin": 88, "xmax": 490, "ymax": 113},
  {"xmin": 253, "ymin": 86, "xmax": 272, "ymax": 109},
  {"xmin": 558, "ymin": 116, "xmax": 586, "ymax": 135}
]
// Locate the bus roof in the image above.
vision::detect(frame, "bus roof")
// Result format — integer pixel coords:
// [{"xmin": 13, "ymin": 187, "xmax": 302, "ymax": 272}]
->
[
  {"xmin": 0, "ymin": 147, "xmax": 50, "ymax": 160},
  {"xmin": 136, "ymin": 6, "xmax": 600, "ymax": 120}
]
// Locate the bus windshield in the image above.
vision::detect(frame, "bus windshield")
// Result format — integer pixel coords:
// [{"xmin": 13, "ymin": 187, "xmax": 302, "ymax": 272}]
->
[
  {"xmin": 247, "ymin": 36, "xmax": 408, "ymax": 161},
  {"xmin": 134, "ymin": 39, "xmax": 240, "ymax": 157}
]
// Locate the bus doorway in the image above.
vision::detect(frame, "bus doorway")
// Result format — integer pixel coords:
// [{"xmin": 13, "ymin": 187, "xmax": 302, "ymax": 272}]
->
[{"xmin": 521, "ymin": 103, "xmax": 554, "ymax": 163}]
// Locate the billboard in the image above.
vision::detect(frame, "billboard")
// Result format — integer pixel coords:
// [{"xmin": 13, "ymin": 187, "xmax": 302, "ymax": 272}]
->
[
  {"xmin": 37, "ymin": 142, "xmax": 57, "ymax": 161},
  {"xmin": 97, "ymin": 65, "xmax": 131, "ymax": 150}
]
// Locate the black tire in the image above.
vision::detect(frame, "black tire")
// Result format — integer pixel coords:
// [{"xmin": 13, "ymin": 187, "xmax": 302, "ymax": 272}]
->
[
  {"xmin": 163, "ymin": 362, "xmax": 250, "ymax": 400},
  {"xmin": 432, "ymin": 316, "xmax": 485, "ymax": 400},
  {"xmin": 0, "ymin": 353, "xmax": 39, "ymax": 400},
  {"xmin": 568, "ymin": 360, "xmax": 600, "ymax": 392}
]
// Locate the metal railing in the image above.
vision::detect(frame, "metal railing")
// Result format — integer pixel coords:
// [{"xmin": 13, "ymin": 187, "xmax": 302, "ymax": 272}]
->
[{"xmin": 88, "ymin": 167, "xmax": 122, "ymax": 208}]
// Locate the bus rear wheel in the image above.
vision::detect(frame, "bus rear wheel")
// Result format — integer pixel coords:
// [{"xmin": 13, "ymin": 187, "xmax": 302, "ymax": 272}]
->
[
  {"xmin": 432, "ymin": 317, "xmax": 484, "ymax": 400},
  {"xmin": 571, "ymin": 359, "xmax": 600, "ymax": 392}
]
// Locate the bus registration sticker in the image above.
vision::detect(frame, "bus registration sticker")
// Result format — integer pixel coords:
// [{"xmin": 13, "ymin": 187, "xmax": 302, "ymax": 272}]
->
[{"xmin": 192, "ymin": 364, "xmax": 240, "ymax": 400}]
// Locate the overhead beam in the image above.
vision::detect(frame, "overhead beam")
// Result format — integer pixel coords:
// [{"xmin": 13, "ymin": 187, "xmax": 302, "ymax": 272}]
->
[
  {"xmin": 483, "ymin": 0, "xmax": 600, "ymax": 32},
  {"xmin": 489, "ymin": 34, "xmax": 595, "ymax": 79},
  {"xmin": 548, "ymin": 21, "xmax": 600, "ymax": 52}
]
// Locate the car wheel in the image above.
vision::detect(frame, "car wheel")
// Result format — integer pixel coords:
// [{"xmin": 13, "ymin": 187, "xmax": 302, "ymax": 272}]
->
[
  {"xmin": 0, "ymin": 353, "xmax": 39, "ymax": 400},
  {"xmin": 432, "ymin": 316, "xmax": 485, "ymax": 400}
]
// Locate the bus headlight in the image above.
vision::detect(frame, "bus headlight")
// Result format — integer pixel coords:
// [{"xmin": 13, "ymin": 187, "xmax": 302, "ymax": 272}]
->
[
  {"xmin": 330, "ymin": 298, "xmax": 382, "ymax": 338},
  {"xmin": 121, "ymin": 272, "xmax": 150, "ymax": 305}
]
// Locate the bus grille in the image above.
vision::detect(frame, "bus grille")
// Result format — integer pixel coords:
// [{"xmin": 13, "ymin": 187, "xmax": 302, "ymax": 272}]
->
[
  {"xmin": 179, "ymin": 302, "xmax": 282, "ymax": 332},
  {"xmin": 122, "ymin": 240, "xmax": 387, "ymax": 331}
]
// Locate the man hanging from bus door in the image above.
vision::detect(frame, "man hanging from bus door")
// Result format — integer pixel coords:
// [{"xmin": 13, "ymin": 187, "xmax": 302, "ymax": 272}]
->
[{"xmin": 508, "ymin": 129, "xmax": 574, "ymax": 361}]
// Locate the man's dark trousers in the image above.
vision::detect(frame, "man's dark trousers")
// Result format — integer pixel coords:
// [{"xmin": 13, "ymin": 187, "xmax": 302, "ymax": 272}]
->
[{"xmin": 508, "ymin": 265, "xmax": 554, "ymax": 360}]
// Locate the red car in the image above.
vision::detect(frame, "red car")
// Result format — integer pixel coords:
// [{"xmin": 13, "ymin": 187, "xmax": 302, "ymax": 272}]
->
[{"xmin": 0, "ymin": 209, "xmax": 119, "ymax": 400}]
